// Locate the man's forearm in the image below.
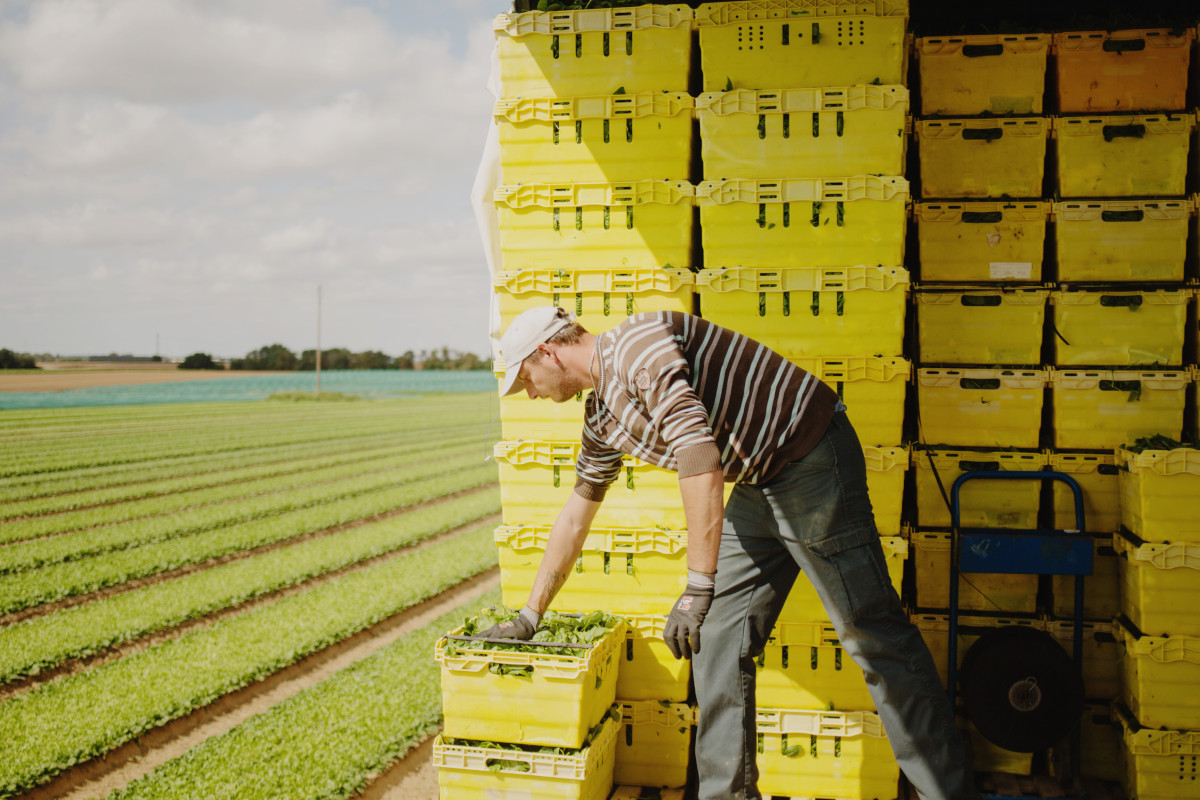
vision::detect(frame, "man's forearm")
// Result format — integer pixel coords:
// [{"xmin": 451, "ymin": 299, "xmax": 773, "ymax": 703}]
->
[
  {"xmin": 679, "ymin": 467, "xmax": 723, "ymax": 575},
  {"xmin": 526, "ymin": 490, "xmax": 600, "ymax": 615}
]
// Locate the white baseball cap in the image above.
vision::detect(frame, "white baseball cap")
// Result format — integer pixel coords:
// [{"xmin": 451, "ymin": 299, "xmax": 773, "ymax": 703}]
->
[{"xmin": 499, "ymin": 306, "xmax": 574, "ymax": 396}]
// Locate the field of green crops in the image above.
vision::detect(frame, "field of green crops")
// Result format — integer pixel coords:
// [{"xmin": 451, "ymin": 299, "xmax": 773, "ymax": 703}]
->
[{"xmin": 0, "ymin": 394, "xmax": 502, "ymax": 800}]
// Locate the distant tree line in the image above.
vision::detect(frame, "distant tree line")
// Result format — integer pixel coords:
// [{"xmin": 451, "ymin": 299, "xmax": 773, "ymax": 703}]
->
[
  {"xmin": 225, "ymin": 344, "xmax": 488, "ymax": 371},
  {"xmin": 0, "ymin": 349, "xmax": 38, "ymax": 369}
]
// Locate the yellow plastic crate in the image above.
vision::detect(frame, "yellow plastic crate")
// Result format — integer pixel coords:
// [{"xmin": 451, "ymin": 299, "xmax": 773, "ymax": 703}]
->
[
  {"xmin": 496, "ymin": 181, "xmax": 693, "ymax": 271},
  {"xmin": 494, "ymin": 5, "xmax": 692, "ymax": 98},
  {"xmin": 1114, "ymin": 531, "xmax": 1200, "ymax": 636},
  {"xmin": 1050, "ymin": 370, "xmax": 1188, "ymax": 451},
  {"xmin": 1118, "ymin": 447, "xmax": 1200, "ymax": 544},
  {"xmin": 617, "ymin": 615, "xmax": 689, "ymax": 703},
  {"xmin": 915, "ymin": 201, "xmax": 1047, "ymax": 282},
  {"xmin": 1052, "ymin": 199, "xmax": 1192, "ymax": 283},
  {"xmin": 789, "ymin": 357, "xmax": 910, "ymax": 446},
  {"xmin": 915, "ymin": 285, "xmax": 1048, "ymax": 365},
  {"xmin": 434, "ymin": 711, "xmax": 618, "ymax": 800},
  {"xmin": 1115, "ymin": 617, "xmax": 1200, "ymax": 730},
  {"xmin": 1045, "ymin": 619, "xmax": 1120, "ymax": 700},
  {"xmin": 495, "ymin": 524, "xmax": 686, "ymax": 617},
  {"xmin": 912, "ymin": 612, "xmax": 1045, "ymax": 687},
  {"xmin": 913, "ymin": 449, "xmax": 1045, "ymax": 529},
  {"xmin": 695, "ymin": 266, "xmax": 909, "ymax": 358},
  {"xmin": 610, "ymin": 789, "xmax": 684, "ymax": 800},
  {"xmin": 756, "ymin": 707, "xmax": 900, "ymax": 800},
  {"xmin": 697, "ymin": 86, "xmax": 909, "ymax": 179},
  {"xmin": 495, "ymin": 441, "xmax": 685, "ymax": 529},
  {"xmin": 916, "ymin": 34, "xmax": 1049, "ymax": 115},
  {"xmin": 1048, "ymin": 452, "xmax": 1121, "ymax": 533},
  {"xmin": 1051, "ymin": 288, "xmax": 1188, "ymax": 367},
  {"xmin": 1053, "ymin": 28, "xmax": 1195, "ymax": 113},
  {"xmin": 1053, "ymin": 114, "xmax": 1194, "ymax": 198},
  {"xmin": 496, "ymin": 93, "xmax": 694, "ymax": 183},
  {"xmin": 916, "ymin": 368, "xmax": 1046, "ymax": 449},
  {"xmin": 435, "ymin": 621, "xmax": 626, "ymax": 748},
  {"xmin": 695, "ymin": 177, "xmax": 909, "ymax": 268},
  {"xmin": 613, "ymin": 700, "xmax": 694, "ymax": 789},
  {"xmin": 494, "ymin": 267, "xmax": 694, "ymax": 335},
  {"xmin": 1114, "ymin": 702, "xmax": 1200, "ymax": 800},
  {"xmin": 862, "ymin": 446, "xmax": 907, "ymax": 536},
  {"xmin": 695, "ymin": 0, "xmax": 910, "ymax": 91},
  {"xmin": 778, "ymin": 535, "xmax": 907, "ymax": 624},
  {"xmin": 912, "ymin": 532, "xmax": 1038, "ymax": 614},
  {"xmin": 1191, "ymin": 291, "xmax": 1199, "ymax": 366},
  {"xmin": 1050, "ymin": 535, "xmax": 1120, "ymax": 621},
  {"xmin": 756, "ymin": 621, "xmax": 874, "ymax": 711},
  {"xmin": 916, "ymin": 117, "xmax": 1048, "ymax": 199},
  {"xmin": 494, "ymin": 357, "xmax": 589, "ymax": 441}
]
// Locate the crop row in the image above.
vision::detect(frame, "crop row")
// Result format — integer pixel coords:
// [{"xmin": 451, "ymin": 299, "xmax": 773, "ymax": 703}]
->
[
  {"xmin": 0, "ymin": 396, "xmax": 493, "ymax": 479},
  {"xmin": 0, "ymin": 521, "xmax": 499, "ymax": 798},
  {"xmin": 0, "ymin": 440, "xmax": 480, "ymax": 552},
  {"xmin": 0, "ymin": 461, "xmax": 498, "ymax": 614},
  {"xmin": 0, "ymin": 428, "xmax": 478, "ymax": 518},
  {"xmin": 0, "ymin": 422, "xmax": 476, "ymax": 504},
  {"xmin": 105, "ymin": 588, "xmax": 498, "ymax": 800},
  {"xmin": 0, "ymin": 488, "xmax": 499, "ymax": 683}
]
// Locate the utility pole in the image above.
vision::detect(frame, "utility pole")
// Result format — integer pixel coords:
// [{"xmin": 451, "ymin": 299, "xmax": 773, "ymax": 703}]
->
[{"xmin": 316, "ymin": 285, "xmax": 322, "ymax": 397}]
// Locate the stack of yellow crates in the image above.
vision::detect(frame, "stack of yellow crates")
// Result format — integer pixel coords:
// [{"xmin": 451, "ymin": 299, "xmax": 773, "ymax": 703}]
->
[
  {"xmin": 910, "ymin": 29, "xmax": 1054, "ymax": 777},
  {"xmin": 692, "ymin": 3, "xmax": 910, "ymax": 798},
  {"xmin": 1112, "ymin": 445, "xmax": 1200, "ymax": 800},
  {"xmin": 463, "ymin": 4, "xmax": 700, "ymax": 797}
]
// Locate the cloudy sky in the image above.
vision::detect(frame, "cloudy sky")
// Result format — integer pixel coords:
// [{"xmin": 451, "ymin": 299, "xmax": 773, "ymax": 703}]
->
[{"xmin": 0, "ymin": 0, "xmax": 500, "ymax": 359}]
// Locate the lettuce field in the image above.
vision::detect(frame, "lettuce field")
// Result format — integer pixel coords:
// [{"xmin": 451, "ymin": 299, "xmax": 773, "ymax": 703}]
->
[{"xmin": 0, "ymin": 394, "xmax": 502, "ymax": 799}]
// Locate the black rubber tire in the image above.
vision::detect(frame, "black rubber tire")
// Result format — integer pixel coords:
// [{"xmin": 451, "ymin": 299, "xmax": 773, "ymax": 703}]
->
[{"xmin": 959, "ymin": 625, "xmax": 1084, "ymax": 753}]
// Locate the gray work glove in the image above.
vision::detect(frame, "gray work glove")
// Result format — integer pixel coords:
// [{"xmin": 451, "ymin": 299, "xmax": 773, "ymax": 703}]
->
[
  {"xmin": 663, "ymin": 584, "xmax": 714, "ymax": 659},
  {"xmin": 478, "ymin": 606, "xmax": 539, "ymax": 641}
]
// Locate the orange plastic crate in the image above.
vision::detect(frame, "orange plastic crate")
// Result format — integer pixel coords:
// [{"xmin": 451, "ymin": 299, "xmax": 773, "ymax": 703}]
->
[{"xmin": 1053, "ymin": 28, "xmax": 1194, "ymax": 113}]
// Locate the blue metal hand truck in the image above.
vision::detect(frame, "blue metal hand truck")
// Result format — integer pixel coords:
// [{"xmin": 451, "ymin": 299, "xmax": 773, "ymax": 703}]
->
[{"xmin": 946, "ymin": 470, "xmax": 1093, "ymax": 799}]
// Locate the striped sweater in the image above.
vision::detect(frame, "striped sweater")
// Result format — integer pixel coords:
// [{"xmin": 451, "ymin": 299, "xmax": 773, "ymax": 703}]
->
[{"xmin": 574, "ymin": 311, "xmax": 839, "ymax": 500}]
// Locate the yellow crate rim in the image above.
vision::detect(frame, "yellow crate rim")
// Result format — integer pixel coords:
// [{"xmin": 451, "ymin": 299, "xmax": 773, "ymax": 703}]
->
[
  {"xmin": 435, "ymin": 619, "xmax": 627, "ymax": 677},
  {"xmin": 695, "ymin": 266, "xmax": 909, "ymax": 292},
  {"xmin": 1052, "ymin": 28, "xmax": 1196, "ymax": 52},
  {"xmin": 1050, "ymin": 287, "xmax": 1188, "ymax": 306},
  {"xmin": 695, "ymin": 176, "xmax": 908, "ymax": 204},
  {"xmin": 494, "ymin": 267, "xmax": 694, "ymax": 295},
  {"xmin": 433, "ymin": 713, "xmax": 618, "ymax": 776},
  {"xmin": 1047, "ymin": 451, "xmax": 1118, "ymax": 473},
  {"xmin": 916, "ymin": 33, "xmax": 1048, "ymax": 55},
  {"xmin": 914, "ymin": 285, "xmax": 1049, "ymax": 305},
  {"xmin": 1052, "ymin": 198, "xmax": 1193, "ymax": 222},
  {"xmin": 696, "ymin": 0, "xmax": 909, "ymax": 25},
  {"xmin": 696, "ymin": 85, "xmax": 908, "ymax": 114},
  {"xmin": 757, "ymin": 707, "xmax": 887, "ymax": 737},
  {"xmin": 495, "ymin": 524, "xmax": 686, "ymax": 554},
  {"xmin": 1114, "ymin": 702, "xmax": 1200, "ymax": 754},
  {"xmin": 1113, "ymin": 616, "xmax": 1200, "ymax": 664},
  {"xmin": 1113, "ymin": 531, "xmax": 1200, "ymax": 570},
  {"xmin": 618, "ymin": 700, "xmax": 697, "ymax": 726},
  {"xmin": 790, "ymin": 355, "xmax": 911, "ymax": 382},
  {"xmin": 916, "ymin": 201, "xmax": 1047, "ymax": 222},
  {"xmin": 916, "ymin": 449, "xmax": 1047, "ymax": 469},
  {"xmin": 1052, "ymin": 114, "xmax": 1194, "ymax": 135},
  {"xmin": 916, "ymin": 117, "xmax": 1049, "ymax": 137},
  {"xmin": 496, "ymin": 181, "xmax": 694, "ymax": 209},
  {"xmin": 494, "ymin": 4, "xmax": 693, "ymax": 36},
  {"xmin": 1117, "ymin": 446, "xmax": 1200, "ymax": 477},
  {"xmin": 494, "ymin": 440, "xmax": 655, "ymax": 469},
  {"xmin": 918, "ymin": 367, "xmax": 1046, "ymax": 388},
  {"xmin": 495, "ymin": 93, "xmax": 694, "ymax": 122},
  {"xmin": 1049, "ymin": 369, "xmax": 1190, "ymax": 390}
]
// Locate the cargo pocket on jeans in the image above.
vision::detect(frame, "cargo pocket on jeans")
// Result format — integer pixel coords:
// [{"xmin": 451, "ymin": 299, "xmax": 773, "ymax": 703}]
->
[{"xmin": 808, "ymin": 526, "xmax": 896, "ymax": 623}]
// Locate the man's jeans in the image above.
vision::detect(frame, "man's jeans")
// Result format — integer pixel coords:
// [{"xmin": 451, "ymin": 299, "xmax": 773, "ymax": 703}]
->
[{"xmin": 691, "ymin": 411, "xmax": 974, "ymax": 800}]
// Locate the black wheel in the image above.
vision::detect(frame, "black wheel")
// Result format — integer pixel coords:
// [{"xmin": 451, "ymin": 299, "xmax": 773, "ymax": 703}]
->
[{"xmin": 959, "ymin": 625, "xmax": 1084, "ymax": 754}]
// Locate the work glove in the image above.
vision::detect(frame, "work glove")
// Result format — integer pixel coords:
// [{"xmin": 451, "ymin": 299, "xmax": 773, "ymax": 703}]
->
[
  {"xmin": 477, "ymin": 606, "xmax": 539, "ymax": 641},
  {"xmin": 663, "ymin": 583, "xmax": 714, "ymax": 659}
]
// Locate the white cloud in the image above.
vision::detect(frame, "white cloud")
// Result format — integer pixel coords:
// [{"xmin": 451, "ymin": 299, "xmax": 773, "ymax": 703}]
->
[{"xmin": 0, "ymin": 0, "xmax": 499, "ymax": 358}]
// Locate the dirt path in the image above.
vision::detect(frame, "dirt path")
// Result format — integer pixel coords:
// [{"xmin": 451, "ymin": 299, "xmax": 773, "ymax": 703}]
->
[{"xmin": 21, "ymin": 568, "xmax": 499, "ymax": 800}]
